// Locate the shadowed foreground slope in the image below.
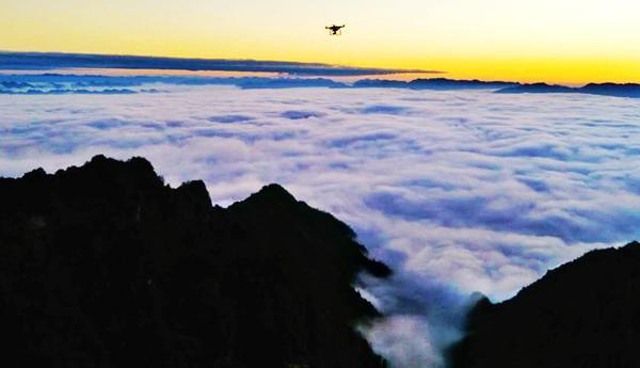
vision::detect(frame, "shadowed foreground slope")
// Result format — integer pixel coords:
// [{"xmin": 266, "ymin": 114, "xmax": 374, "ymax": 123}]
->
[
  {"xmin": 0, "ymin": 155, "xmax": 390, "ymax": 368},
  {"xmin": 450, "ymin": 241, "xmax": 640, "ymax": 368}
]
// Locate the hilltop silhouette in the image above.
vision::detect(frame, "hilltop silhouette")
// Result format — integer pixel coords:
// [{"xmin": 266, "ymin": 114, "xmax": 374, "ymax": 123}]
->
[
  {"xmin": 495, "ymin": 82, "xmax": 575, "ymax": 94},
  {"xmin": 355, "ymin": 79, "xmax": 640, "ymax": 98},
  {"xmin": 0, "ymin": 155, "xmax": 390, "ymax": 368},
  {"xmin": 496, "ymin": 82, "xmax": 640, "ymax": 98},
  {"xmin": 408, "ymin": 78, "xmax": 517, "ymax": 90},
  {"xmin": 353, "ymin": 78, "xmax": 517, "ymax": 90},
  {"xmin": 450, "ymin": 241, "xmax": 640, "ymax": 368}
]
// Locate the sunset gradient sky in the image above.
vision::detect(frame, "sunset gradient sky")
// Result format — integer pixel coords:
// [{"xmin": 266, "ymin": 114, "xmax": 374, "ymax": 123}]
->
[{"xmin": 2, "ymin": 0, "xmax": 639, "ymax": 84}]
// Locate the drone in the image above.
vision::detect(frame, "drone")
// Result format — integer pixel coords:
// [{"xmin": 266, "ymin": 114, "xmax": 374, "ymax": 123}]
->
[{"xmin": 325, "ymin": 24, "xmax": 345, "ymax": 36}]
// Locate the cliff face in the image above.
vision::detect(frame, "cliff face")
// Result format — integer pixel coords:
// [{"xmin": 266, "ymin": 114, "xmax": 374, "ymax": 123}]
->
[
  {"xmin": 0, "ymin": 155, "xmax": 390, "ymax": 368},
  {"xmin": 450, "ymin": 241, "xmax": 640, "ymax": 368}
]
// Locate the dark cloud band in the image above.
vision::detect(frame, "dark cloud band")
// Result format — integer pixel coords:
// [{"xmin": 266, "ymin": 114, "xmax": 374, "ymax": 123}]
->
[{"xmin": 0, "ymin": 51, "xmax": 437, "ymax": 76}]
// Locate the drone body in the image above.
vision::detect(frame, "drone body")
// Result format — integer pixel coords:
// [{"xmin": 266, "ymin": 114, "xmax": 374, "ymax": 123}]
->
[{"xmin": 326, "ymin": 24, "xmax": 345, "ymax": 36}]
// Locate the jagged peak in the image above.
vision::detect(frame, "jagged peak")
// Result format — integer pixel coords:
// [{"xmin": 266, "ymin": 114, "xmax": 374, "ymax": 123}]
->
[
  {"xmin": 248, "ymin": 183, "xmax": 298, "ymax": 204},
  {"xmin": 622, "ymin": 240, "xmax": 640, "ymax": 249},
  {"xmin": 21, "ymin": 167, "xmax": 47, "ymax": 180},
  {"xmin": 46, "ymin": 155, "xmax": 158, "ymax": 179},
  {"xmin": 176, "ymin": 179, "xmax": 212, "ymax": 206}
]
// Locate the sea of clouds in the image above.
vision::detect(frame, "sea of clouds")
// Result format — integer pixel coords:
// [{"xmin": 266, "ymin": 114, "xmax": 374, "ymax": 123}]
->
[{"xmin": 2, "ymin": 83, "xmax": 640, "ymax": 366}]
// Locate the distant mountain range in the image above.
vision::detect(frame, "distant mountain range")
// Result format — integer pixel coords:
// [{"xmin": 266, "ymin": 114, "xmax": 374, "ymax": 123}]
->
[
  {"xmin": 0, "ymin": 67, "xmax": 638, "ymax": 98},
  {"xmin": 355, "ymin": 79, "xmax": 640, "ymax": 98},
  {"xmin": 354, "ymin": 78, "xmax": 517, "ymax": 90},
  {"xmin": 0, "ymin": 156, "xmax": 390, "ymax": 368},
  {"xmin": 450, "ymin": 240, "xmax": 640, "ymax": 368},
  {"xmin": 497, "ymin": 82, "xmax": 640, "ymax": 98}
]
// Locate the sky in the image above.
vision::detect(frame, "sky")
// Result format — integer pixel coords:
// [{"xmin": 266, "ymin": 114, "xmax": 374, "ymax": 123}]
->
[
  {"xmin": 2, "ymin": 0, "xmax": 639, "ymax": 84},
  {"xmin": 2, "ymin": 2, "xmax": 640, "ymax": 365}
]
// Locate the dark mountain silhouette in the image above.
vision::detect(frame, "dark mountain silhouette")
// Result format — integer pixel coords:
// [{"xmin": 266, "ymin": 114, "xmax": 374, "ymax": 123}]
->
[
  {"xmin": 353, "ymin": 79, "xmax": 410, "ymax": 88},
  {"xmin": 0, "ymin": 88, "xmax": 141, "ymax": 95},
  {"xmin": 0, "ymin": 155, "xmax": 390, "ymax": 368},
  {"xmin": 495, "ymin": 82, "xmax": 576, "ymax": 94},
  {"xmin": 237, "ymin": 78, "xmax": 347, "ymax": 89},
  {"xmin": 580, "ymin": 83, "xmax": 640, "ymax": 98},
  {"xmin": 450, "ymin": 241, "xmax": 640, "ymax": 368},
  {"xmin": 408, "ymin": 78, "xmax": 517, "ymax": 90},
  {"xmin": 496, "ymin": 82, "xmax": 640, "ymax": 98},
  {"xmin": 353, "ymin": 78, "xmax": 516, "ymax": 90},
  {"xmin": 0, "ymin": 80, "xmax": 34, "ymax": 88}
]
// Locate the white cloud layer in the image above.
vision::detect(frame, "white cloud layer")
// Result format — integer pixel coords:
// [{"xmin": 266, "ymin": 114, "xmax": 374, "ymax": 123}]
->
[{"xmin": 2, "ymin": 85, "xmax": 640, "ymax": 366}]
